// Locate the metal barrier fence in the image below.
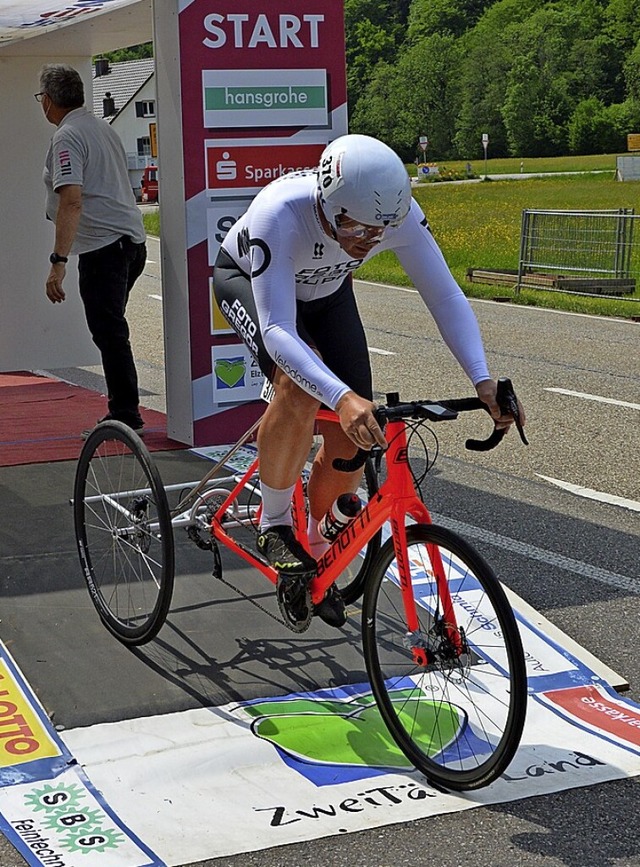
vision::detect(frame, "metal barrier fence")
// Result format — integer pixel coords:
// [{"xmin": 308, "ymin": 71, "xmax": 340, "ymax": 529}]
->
[{"xmin": 516, "ymin": 209, "xmax": 639, "ymax": 298}]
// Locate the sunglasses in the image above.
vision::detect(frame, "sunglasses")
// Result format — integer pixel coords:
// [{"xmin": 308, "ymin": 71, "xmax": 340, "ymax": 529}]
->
[{"xmin": 334, "ymin": 219, "xmax": 385, "ymax": 241}]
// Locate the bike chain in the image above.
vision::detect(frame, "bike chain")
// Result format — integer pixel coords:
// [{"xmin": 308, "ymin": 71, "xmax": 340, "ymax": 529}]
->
[
  {"xmin": 212, "ymin": 557, "xmax": 314, "ymax": 632},
  {"xmin": 213, "ymin": 569, "xmax": 286, "ymax": 626}
]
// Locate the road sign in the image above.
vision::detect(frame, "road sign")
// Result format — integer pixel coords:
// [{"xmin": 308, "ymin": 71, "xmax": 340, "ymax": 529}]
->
[
  {"xmin": 627, "ymin": 133, "xmax": 640, "ymax": 152},
  {"xmin": 149, "ymin": 122, "xmax": 157, "ymax": 158},
  {"xmin": 482, "ymin": 133, "xmax": 489, "ymax": 178}
]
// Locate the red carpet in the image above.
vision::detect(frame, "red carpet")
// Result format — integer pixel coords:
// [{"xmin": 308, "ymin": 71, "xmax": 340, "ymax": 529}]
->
[{"xmin": 0, "ymin": 371, "xmax": 186, "ymax": 468}]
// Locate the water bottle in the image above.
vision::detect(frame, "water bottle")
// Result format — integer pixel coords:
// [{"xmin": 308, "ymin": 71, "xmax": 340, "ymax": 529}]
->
[{"xmin": 318, "ymin": 492, "xmax": 363, "ymax": 542}]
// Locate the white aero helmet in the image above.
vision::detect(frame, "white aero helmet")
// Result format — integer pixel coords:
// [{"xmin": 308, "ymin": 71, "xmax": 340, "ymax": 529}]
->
[{"xmin": 317, "ymin": 134, "xmax": 412, "ymax": 230}]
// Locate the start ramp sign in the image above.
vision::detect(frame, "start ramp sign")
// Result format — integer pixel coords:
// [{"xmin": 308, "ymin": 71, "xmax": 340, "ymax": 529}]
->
[{"xmin": 156, "ymin": 0, "xmax": 348, "ymax": 446}]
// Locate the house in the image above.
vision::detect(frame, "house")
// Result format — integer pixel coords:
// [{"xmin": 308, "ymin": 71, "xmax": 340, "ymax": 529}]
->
[{"xmin": 91, "ymin": 57, "xmax": 157, "ymax": 200}]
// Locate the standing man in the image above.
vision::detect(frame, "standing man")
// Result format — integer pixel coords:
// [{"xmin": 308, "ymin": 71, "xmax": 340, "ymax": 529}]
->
[{"xmin": 38, "ymin": 63, "xmax": 147, "ymax": 436}]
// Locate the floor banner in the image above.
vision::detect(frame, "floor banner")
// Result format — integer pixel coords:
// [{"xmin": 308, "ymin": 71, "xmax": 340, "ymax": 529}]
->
[{"xmin": 1, "ymin": 616, "xmax": 640, "ymax": 866}]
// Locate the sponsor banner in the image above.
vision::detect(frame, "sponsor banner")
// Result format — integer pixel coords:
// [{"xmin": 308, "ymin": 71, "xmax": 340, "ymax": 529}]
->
[
  {"xmin": 175, "ymin": 0, "xmax": 347, "ymax": 442},
  {"xmin": 0, "ymin": 765, "xmax": 163, "ymax": 867},
  {"xmin": 2, "ymin": 586, "xmax": 640, "ymax": 863},
  {"xmin": 202, "ymin": 68, "xmax": 328, "ymax": 128},
  {"xmin": 205, "ymin": 140, "xmax": 325, "ymax": 198},
  {"xmin": 56, "ymin": 680, "xmax": 640, "ymax": 864},
  {"xmin": 205, "ymin": 197, "xmax": 252, "ymax": 265},
  {"xmin": 211, "ymin": 345, "xmax": 264, "ymax": 404},
  {"xmin": 540, "ymin": 683, "xmax": 640, "ymax": 749},
  {"xmin": 379, "ymin": 525, "xmax": 583, "ymax": 689},
  {"xmin": 190, "ymin": 443, "xmax": 258, "ymax": 474},
  {"xmin": 0, "ymin": 647, "xmax": 68, "ymax": 785},
  {"xmin": 0, "ymin": 641, "xmax": 163, "ymax": 865},
  {"xmin": 208, "ymin": 278, "xmax": 234, "ymax": 336}
]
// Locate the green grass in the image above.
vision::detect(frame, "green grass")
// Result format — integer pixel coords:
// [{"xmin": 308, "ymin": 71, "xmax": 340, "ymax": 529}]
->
[
  {"xmin": 143, "ymin": 210, "xmax": 160, "ymax": 236},
  {"xmin": 410, "ymin": 151, "xmax": 622, "ymax": 177},
  {"xmin": 356, "ymin": 173, "xmax": 640, "ymax": 319},
  {"xmin": 143, "ymin": 169, "xmax": 640, "ymax": 319}
]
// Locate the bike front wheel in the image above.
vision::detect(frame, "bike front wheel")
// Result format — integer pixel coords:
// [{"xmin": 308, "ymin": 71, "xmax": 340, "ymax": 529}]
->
[
  {"xmin": 73, "ymin": 421, "xmax": 175, "ymax": 646},
  {"xmin": 363, "ymin": 523, "xmax": 527, "ymax": 791}
]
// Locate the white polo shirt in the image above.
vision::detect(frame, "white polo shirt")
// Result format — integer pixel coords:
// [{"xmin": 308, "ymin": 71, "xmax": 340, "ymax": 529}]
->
[{"xmin": 44, "ymin": 107, "xmax": 145, "ymax": 254}]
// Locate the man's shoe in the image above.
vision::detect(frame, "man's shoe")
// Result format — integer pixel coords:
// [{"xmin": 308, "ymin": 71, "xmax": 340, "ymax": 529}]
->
[
  {"xmin": 256, "ymin": 525, "xmax": 316, "ymax": 578},
  {"xmin": 82, "ymin": 416, "xmax": 145, "ymax": 440},
  {"xmin": 257, "ymin": 525, "xmax": 316, "ymax": 628},
  {"xmin": 314, "ymin": 584, "xmax": 347, "ymax": 628}
]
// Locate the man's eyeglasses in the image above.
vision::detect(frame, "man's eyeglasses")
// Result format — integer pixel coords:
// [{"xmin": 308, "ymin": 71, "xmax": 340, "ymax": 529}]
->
[
  {"xmin": 334, "ymin": 218, "xmax": 385, "ymax": 241},
  {"xmin": 34, "ymin": 92, "xmax": 46, "ymax": 102}
]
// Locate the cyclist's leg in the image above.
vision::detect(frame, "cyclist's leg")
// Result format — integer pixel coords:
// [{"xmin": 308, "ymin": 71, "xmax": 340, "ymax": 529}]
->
[
  {"xmin": 214, "ymin": 248, "xmax": 322, "ymax": 512},
  {"xmin": 301, "ymin": 275, "xmax": 373, "ymax": 532},
  {"xmin": 213, "ymin": 250, "xmax": 317, "ymax": 625}
]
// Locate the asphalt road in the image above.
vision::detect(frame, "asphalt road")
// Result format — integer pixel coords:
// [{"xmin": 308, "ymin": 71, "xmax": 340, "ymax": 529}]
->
[{"xmin": 1, "ymin": 234, "xmax": 639, "ymax": 866}]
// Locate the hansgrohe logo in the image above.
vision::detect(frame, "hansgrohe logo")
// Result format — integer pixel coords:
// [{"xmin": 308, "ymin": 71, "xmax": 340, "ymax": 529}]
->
[
  {"xmin": 205, "ymin": 85, "xmax": 326, "ymax": 111},
  {"xmin": 202, "ymin": 69, "xmax": 328, "ymax": 128}
]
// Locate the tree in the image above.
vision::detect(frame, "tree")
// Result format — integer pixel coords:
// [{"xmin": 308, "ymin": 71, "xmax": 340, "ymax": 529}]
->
[
  {"xmin": 351, "ymin": 33, "xmax": 462, "ymax": 160},
  {"xmin": 407, "ymin": 0, "xmax": 494, "ymax": 40},
  {"xmin": 567, "ymin": 96, "xmax": 637, "ymax": 153},
  {"xmin": 345, "ymin": 0, "xmax": 410, "ymax": 114},
  {"xmin": 605, "ymin": 0, "xmax": 640, "ymax": 55},
  {"xmin": 624, "ymin": 39, "xmax": 640, "ymax": 104},
  {"xmin": 349, "ymin": 61, "xmax": 414, "ymax": 156},
  {"xmin": 100, "ymin": 43, "xmax": 152, "ymax": 63}
]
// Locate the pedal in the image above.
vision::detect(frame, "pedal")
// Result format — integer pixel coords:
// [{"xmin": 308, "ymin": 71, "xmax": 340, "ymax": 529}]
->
[{"xmin": 276, "ymin": 574, "xmax": 313, "ymax": 633}]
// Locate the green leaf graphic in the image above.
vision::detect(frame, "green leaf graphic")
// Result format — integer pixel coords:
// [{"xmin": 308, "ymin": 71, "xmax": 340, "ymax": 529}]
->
[
  {"xmin": 244, "ymin": 691, "xmax": 461, "ymax": 768},
  {"xmin": 215, "ymin": 358, "xmax": 246, "ymax": 388}
]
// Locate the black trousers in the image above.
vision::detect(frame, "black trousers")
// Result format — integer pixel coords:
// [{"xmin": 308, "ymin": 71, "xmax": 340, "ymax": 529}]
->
[{"xmin": 78, "ymin": 236, "xmax": 146, "ymax": 426}]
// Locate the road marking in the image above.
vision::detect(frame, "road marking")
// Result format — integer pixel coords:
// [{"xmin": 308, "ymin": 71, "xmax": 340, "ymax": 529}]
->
[
  {"xmin": 432, "ymin": 513, "xmax": 640, "ymax": 595},
  {"xmin": 545, "ymin": 387, "xmax": 640, "ymax": 411},
  {"xmin": 355, "ymin": 279, "xmax": 640, "ymax": 323},
  {"xmin": 369, "ymin": 347, "xmax": 395, "ymax": 355},
  {"xmin": 536, "ymin": 474, "xmax": 640, "ymax": 513},
  {"xmin": 355, "ymin": 279, "xmax": 418, "ymax": 294},
  {"xmin": 149, "ymin": 294, "xmax": 163, "ymax": 301}
]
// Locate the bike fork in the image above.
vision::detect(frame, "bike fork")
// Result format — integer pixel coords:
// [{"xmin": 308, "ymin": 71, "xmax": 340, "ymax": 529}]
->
[{"xmin": 391, "ymin": 510, "xmax": 464, "ymax": 666}]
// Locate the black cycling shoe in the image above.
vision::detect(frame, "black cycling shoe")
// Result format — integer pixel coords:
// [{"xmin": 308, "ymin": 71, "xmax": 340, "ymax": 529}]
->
[
  {"xmin": 82, "ymin": 415, "xmax": 145, "ymax": 440},
  {"xmin": 314, "ymin": 584, "xmax": 347, "ymax": 628},
  {"xmin": 256, "ymin": 525, "xmax": 316, "ymax": 577},
  {"xmin": 257, "ymin": 525, "xmax": 316, "ymax": 630}
]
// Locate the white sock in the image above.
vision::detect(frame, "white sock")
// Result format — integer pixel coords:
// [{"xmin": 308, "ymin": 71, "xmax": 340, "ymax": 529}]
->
[
  {"xmin": 307, "ymin": 513, "xmax": 330, "ymax": 558},
  {"xmin": 259, "ymin": 482, "xmax": 296, "ymax": 530}
]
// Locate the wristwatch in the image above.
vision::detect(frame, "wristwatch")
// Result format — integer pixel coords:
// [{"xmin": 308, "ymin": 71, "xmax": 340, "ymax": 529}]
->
[{"xmin": 49, "ymin": 252, "xmax": 68, "ymax": 264}]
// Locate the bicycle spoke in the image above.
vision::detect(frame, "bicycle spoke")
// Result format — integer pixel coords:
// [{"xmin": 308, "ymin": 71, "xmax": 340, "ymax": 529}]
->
[
  {"xmin": 74, "ymin": 422, "xmax": 174, "ymax": 645},
  {"xmin": 364, "ymin": 524, "xmax": 526, "ymax": 790}
]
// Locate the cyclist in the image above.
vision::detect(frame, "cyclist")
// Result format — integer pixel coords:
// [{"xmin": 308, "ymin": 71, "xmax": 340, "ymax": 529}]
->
[{"xmin": 213, "ymin": 134, "xmax": 524, "ymax": 628}]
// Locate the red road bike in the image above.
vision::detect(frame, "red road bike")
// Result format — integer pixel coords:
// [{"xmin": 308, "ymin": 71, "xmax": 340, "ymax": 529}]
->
[{"xmin": 74, "ymin": 378, "xmax": 528, "ymax": 790}]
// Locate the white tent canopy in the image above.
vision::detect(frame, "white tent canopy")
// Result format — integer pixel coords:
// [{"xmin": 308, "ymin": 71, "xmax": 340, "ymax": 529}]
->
[
  {"xmin": 0, "ymin": 0, "xmax": 151, "ymax": 371},
  {"xmin": 0, "ymin": 0, "xmax": 151, "ymax": 56}
]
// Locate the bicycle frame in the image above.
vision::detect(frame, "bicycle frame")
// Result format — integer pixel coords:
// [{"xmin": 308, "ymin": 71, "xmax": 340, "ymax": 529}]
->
[
  {"xmin": 209, "ymin": 409, "xmax": 462, "ymax": 653},
  {"xmin": 73, "ymin": 389, "xmax": 527, "ymax": 788}
]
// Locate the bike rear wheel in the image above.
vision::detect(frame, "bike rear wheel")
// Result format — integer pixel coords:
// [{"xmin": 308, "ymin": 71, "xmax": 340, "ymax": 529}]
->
[
  {"xmin": 363, "ymin": 523, "xmax": 527, "ymax": 790},
  {"xmin": 73, "ymin": 421, "xmax": 175, "ymax": 646}
]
